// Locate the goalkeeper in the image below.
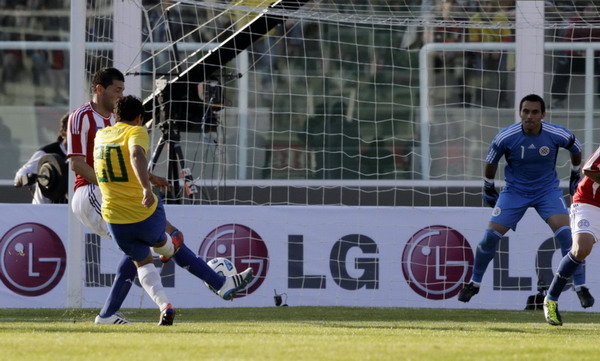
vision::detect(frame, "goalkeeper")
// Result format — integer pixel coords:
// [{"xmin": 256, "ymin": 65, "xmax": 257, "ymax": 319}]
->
[{"xmin": 458, "ymin": 94, "xmax": 593, "ymax": 308}]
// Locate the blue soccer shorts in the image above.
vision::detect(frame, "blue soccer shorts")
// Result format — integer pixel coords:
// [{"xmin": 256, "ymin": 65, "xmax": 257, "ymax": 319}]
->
[
  {"xmin": 107, "ymin": 200, "xmax": 167, "ymax": 262},
  {"xmin": 490, "ymin": 187, "xmax": 568, "ymax": 231}
]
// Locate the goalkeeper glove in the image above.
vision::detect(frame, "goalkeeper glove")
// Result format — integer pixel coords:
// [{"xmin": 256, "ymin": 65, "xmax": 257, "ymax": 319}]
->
[
  {"xmin": 483, "ymin": 180, "xmax": 499, "ymax": 208},
  {"xmin": 569, "ymin": 169, "xmax": 581, "ymax": 196}
]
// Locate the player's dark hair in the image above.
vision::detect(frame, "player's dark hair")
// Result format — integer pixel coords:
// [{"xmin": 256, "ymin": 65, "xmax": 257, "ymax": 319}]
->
[
  {"xmin": 57, "ymin": 113, "xmax": 69, "ymax": 142},
  {"xmin": 519, "ymin": 94, "xmax": 545, "ymax": 113},
  {"xmin": 115, "ymin": 95, "xmax": 145, "ymax": 123},
  {"xmin": 91, "ymin": 67, "xmax": 124, "ymax": 92}
]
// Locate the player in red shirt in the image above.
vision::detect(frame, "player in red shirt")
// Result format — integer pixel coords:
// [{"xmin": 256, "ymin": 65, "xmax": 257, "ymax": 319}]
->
[{"xmin": 544, "ymin": 145, "xmax": 600, "ymax": 326}]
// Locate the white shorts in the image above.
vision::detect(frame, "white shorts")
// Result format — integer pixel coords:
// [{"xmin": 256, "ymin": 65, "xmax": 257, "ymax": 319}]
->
[
  {"xmin": 570, "ymin": 203, "xmax": 600, "ymax": 243},
  {"xmin": 71, "ymin": 184, "xmax": 111, "ymax": 239}
]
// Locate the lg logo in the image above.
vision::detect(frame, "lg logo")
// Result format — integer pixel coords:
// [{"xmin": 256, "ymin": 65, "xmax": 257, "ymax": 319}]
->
[
  {"xmin": 0, "ymin": 223, "xmax": 66, "ymax": 297},
  {"xmin": 199, "ymin": 224, "xmax": 269, "ymax": 297},
  {"xmin": 402, "ymin": 225, "xmax": 474, "ymax": 300}
]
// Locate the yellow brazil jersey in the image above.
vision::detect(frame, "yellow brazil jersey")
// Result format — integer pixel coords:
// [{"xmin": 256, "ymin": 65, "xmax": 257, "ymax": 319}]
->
[
  {"xmin": 93, "ymin": 123, "xmax": 157, "ymax": 224},
  {"xmin": 468, "ymin": 12, "xmax": 512, "ymax": 43}
]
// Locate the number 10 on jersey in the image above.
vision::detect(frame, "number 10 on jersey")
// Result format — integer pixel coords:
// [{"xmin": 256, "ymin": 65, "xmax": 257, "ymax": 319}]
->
[{"xmin": 94, "ymin": 144, "xmax": 129, "ymax": 183}]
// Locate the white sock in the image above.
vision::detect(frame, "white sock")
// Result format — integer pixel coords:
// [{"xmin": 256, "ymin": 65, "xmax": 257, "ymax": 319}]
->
[
  {"xmin": 471, "ymin": 281, "xmax": 481, "ymax": 288},
  {"xmin": 152, "ymin": 233, "xmax": 174, "ymax": 258},
  {"xmin": 137, "ymin": 263, "xmax": 169, "ymax": 310}
]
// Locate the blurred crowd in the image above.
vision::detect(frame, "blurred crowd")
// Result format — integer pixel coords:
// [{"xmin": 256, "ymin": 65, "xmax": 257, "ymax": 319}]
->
[
  {"xmin": 405, "ymin": 0, "xmax": 600, "ymax": 109},
  {"xmin": 0, "ymin": 0, "xmax": 69, "ymax": 105},
  {"xmin": 0, "ymin": 0, "xmax": 599, "ymax": 181},
  {"xmin": 419, "ymin": 0, "xmax": 514, "ymax": 108}
]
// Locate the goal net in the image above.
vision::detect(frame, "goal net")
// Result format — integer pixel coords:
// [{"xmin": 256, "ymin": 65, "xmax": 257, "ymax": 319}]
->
[{"xmin": 74, "ymin": 0, "xmax": 600, "ymax": 311}]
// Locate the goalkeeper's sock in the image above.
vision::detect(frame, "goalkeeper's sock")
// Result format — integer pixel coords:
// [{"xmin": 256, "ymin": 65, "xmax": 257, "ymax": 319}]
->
[
  {"xmin": 555, "ymin": 226, "xmax": 573, "ymax": 257},
  {"xmin": 471, "ymin": 229, "xmax": 502, "ymax": 283},
  {"xmin": 547, "ymin": 252, "xmax": 582, "ymax": 301},
  {"xmin": 138, "ymin": 263, "xmax": 170, "ymax": 310},
  {"xmin": 99, "ymin": 255, "xmax": 136, "ymax": 318},
  {"xmin": 173, "ymin": 244, "xmax": 225, "ymax": 290},
  {"xmin": 554, "ymin": 226, "xmax": 586, "ymax": 285}
]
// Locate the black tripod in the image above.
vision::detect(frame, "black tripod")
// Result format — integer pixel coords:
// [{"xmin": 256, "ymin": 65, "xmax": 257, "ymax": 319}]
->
[{"xmin": 148, "ymin": 119, "xmax": 198, "ymax": 204}]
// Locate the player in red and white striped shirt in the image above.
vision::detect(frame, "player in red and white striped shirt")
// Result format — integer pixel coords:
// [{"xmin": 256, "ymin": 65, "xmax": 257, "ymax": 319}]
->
[
  {"xmin": 544, "ymin": 146, "xmax": 600, "ymax": 325},
  {"xmin": 68, "ymin": 68, "xmax": 123, "ymax": 239}
]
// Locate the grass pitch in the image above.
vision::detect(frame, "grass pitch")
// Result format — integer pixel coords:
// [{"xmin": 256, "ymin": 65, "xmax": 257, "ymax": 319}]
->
[{"xmin": 1, "ymin": 307, "xmax": 600, "ymax": 361}]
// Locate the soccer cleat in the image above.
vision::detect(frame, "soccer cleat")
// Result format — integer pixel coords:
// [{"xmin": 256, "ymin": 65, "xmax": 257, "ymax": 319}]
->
[
  {"xmin": 94, "ymin": 312, "xmax": 132, "ymax": 325},
  {"xmin": 158, "ymin": 303, "xmax": 175, "ymax": 326},
  {"xmin": 217, "ymin": 268, "xmax": 254, "ymax": 301},
  {"xmin": 159, "ymin": 230, "xmax": 184, "ymax": 263},
  {"xmin": 457, "ymin": 282, "xmax": 479, "ymax": 303},
  {"xmin": 576, "ymin": 286, "xmax": 595, "ymax": 308},
  {"xmin": 543, "ymin": 299, "xmax": 563, "ymax": 326}
]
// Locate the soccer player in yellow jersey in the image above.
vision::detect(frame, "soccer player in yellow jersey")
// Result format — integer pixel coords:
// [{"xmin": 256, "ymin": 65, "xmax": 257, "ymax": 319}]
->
[{"xmin": 94, "ymin": 96, "xmax": 253, "ymax": 325}]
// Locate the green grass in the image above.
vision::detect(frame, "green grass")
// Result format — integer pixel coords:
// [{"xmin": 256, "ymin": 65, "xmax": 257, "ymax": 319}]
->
[{"xmin": 1, "ymin": 307, "xmax": 600, "ymax": 361}]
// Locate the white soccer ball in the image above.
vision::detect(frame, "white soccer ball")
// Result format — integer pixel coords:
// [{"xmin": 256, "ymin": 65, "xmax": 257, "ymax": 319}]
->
[{"xmin": 205, "ymin": 257, "xmax": 237, "ymax": 293}]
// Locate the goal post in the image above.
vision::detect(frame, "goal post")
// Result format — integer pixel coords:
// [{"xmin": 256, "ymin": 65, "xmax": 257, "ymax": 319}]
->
[{"xmin": 66, "ymin": 0, "xmax": 86, "ymax": 309}]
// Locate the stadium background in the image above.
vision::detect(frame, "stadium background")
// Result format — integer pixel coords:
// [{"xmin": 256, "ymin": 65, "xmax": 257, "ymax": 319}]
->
[{"xmin": 1, "ymin": 1, "xmax": 595, "ymax": 205}]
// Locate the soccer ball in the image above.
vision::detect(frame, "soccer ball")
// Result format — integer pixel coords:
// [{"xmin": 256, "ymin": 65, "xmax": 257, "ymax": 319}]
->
[{"xmin": 205, "ymin": 257, "xmax": 237, "ymax": 293}]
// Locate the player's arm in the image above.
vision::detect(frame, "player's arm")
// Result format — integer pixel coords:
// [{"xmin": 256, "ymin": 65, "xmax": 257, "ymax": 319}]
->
[
  {"xmin": 584, "ymin": 170, "xmax": 600, "ymax": 184},
  {"xmin": 130, "ymin": 145, "xmax": 154, "ymax": 209},
  {"xmin": 570, "ymin": 153, "xmax": 583, "ymax": 194},
  {"xmin": 141, "ymin": 122, "xmax": 169, "ymax": 191},
  {"xmin": 14, "ymin": 150, "xmax": 45, "ymax": 186},
  {"xmin": 70, "ymin": 156, "xmax": 98, "ymax": 185},
  {"xmin": 583, "ymin": 170, "xmax": 600, "ymax": 183},
  {"xmin": 484, "ymin": 163, "xmax": 498, "ymax": 181},
  {"xmin": 482, "ymin": 133, "xmax": 504, "ymax": 207},
  {"xmin": 570, "ymin": 152, "xmax": 582, "ymax": 168},
  {"xmin": 67, "ymin": 111, "xmax": 98, "ymax": 185},
  {"xmin": 567, "ymin": 136, "xmax": 583, "ymax": 195},
  {"xmin": 148, "ymin": 172, "xmax": 170, "ymax": 192},
  {"xmin": 482, "ymin": 163, "xmax": 499, "ymax": 207}
]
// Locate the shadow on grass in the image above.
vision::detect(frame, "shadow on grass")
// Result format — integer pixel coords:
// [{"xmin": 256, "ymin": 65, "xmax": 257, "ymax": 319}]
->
[{"xmin": 1, "ymin": 307, "xmax": 599, "ymax": 326}]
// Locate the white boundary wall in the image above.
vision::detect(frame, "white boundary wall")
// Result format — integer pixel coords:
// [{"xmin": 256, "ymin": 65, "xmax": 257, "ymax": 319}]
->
[{"xmin": 0, "ymin": 204, "xmax": 593, "ymax": 311}]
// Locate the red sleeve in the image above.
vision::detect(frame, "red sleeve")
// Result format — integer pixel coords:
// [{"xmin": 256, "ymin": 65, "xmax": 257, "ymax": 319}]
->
[
  {"xmin": 67, "ymin": 108, "xmax": 88, "ymax": 157},
  {"xmin": 583, "ymin": 147, "xmax": 600, "ymax": 172}
]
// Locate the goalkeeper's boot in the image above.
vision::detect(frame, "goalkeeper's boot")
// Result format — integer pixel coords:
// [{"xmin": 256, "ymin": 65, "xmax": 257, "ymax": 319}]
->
[
  {"xmin": 217, "ymin": 268, "xmax": 254, "ymax": 301},
  {"xmin": 159, "ymin": 230, "xmax": 184, "ymax": 263},
  {"xmin": 158, "ymin": 303, "xmax": 175, "ymax": 326},
  {"xmin": 576, "ymin": 286, "xmax": 595, "ymax": 308},
  {"xmin": 457, "ymin": 282, "xmax": 479, "ymax": 303},
  {"xmin": 94, "ymin": 312, "xmax": 132, "ymax": 325},
  {"xmin": 543, "ymin": 298, "xmax": 562, "ymax": 326}
]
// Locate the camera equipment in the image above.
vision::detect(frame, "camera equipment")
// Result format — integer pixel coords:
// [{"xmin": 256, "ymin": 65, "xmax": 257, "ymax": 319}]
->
[
  {"xmin": 273, "ymin": 289, "xmax": 288, "ymax": 307},
  {"xmin": 524, "ymin": 280, "xmax": 548, "ymax": 311},
  {"xmin": 147, "ymin": 73, "xmax": 241, "ymax": 203},
  {"xmin": 148, "ymin": 91, "xmax": 198, "ymax": 203},
  {"xmin": 37, "ymin": 153, "xmax": 68, "ymax": 203},
  {"xmin": 15, "ymin": 153, "xmax": 68, "ymax": 203}
]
